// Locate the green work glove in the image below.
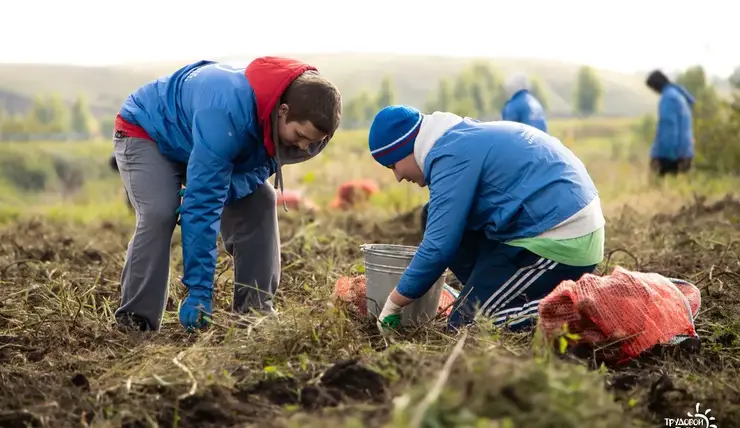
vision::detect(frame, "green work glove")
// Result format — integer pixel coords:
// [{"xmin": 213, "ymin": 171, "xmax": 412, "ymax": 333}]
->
[{"xmin": 377, "ymin": 297, "xmax": 403, "ymax": 334}]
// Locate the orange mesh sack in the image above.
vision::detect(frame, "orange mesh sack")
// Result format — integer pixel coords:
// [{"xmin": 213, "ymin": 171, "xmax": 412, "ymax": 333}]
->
[
  {"xmin": 329, "ymin": 179, "xmax": 380, "ymax": 210},
  {"xmin": 333, "ymin": 275, "xmax": 369, "ymax": 314},
  {"xmin": 538, "ymin": 266, "xmax": 701, "ymax": 363},
  {"xmin": 276, "ymin": 189, "xmax": 318, "ymax": 212},
  {"xmin": 438, "ymin": 283, "xmax": 460, "ymax": 316},
  {"xmin": 332, "ymin": 275, "xmax": 459, "ymax": 317}
]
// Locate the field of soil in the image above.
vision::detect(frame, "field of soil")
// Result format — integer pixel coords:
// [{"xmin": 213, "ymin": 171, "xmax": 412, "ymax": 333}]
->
[{"xmin": 1, "ymin": 195, "xmax": 740, "ymax": 427}]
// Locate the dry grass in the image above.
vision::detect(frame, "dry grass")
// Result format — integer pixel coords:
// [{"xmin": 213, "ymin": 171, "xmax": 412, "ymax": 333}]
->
[{"xmin": 1, "ymin": 191, "xmax": 740, "ymax": 427}]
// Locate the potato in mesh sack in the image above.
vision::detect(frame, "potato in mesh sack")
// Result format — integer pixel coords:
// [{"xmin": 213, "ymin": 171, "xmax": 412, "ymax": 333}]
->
[
  {"xmin": 276, "ymin": 188, "xmax": 318, "ymax": 212},
  {"xmin": 329, "ymin": 179, "xmax": 380, "ymax": 211},
  {"xmin": 333, "ymin": 275, "xmax": 369, "ymax": 314},
  {"xmin": 333, "ymin": 275, "xmax": 458, "ymax": 317},
  {"xmin": 537, "ymin": 266, "xmax": 701, "ymax": 364}
]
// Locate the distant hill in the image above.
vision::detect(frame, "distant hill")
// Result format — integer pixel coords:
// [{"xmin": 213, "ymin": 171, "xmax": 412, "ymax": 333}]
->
[{"xmin": 0, "ymin": 53, "xmax": 697, "ymax": 120}]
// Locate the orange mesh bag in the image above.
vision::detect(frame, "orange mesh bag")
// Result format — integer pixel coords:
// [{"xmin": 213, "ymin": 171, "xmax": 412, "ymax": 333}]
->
[
  {"xmin": 538, "ymin": 266, "xmax": 701, "ymax": 363},
  {"xmin": 332, "ymin": 275, "xmax": 369, "ymax": 314},
  {"xmin": 332, "ymin": 275, "xmax": 458, "ymax": 317},
  {"xmin": 329, "ymin": 179, "xmax": 380, "ymax": 210},
  {"xmin": 438, "ymin": 283, "xmax": 460, "ymax": 316},
  {"xmin": 276, "ymin": 189, "xmax": 318, "ymax": 212}
]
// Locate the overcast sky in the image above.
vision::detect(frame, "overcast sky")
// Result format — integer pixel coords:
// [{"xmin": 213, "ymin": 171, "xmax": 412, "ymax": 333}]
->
[{"xmin": 1, "ymin": 0, "xmax": 735, "ymax": 76}]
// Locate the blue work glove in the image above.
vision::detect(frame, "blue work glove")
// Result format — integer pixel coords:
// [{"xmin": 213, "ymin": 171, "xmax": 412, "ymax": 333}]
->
[
  {"xmin": 179, "ymin": 285, "xmax": 213, "ymax": 331},
  {"xmin": 175, "ymin": 187, "xmax": 185, "ymax": 226}
]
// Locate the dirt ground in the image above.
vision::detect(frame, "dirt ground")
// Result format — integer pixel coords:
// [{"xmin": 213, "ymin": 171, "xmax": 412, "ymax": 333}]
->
[{"xmin": 1, "ymin": 195, "xmax": 740, "ymax": 427}]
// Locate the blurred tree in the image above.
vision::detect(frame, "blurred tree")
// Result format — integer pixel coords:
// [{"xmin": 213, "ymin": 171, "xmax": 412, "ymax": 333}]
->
[
  {"xmin": 674, "ymin": 65, "xmax": 740, "ymax": 173},
  {"xmin": 31, "ymin": 94, "xmax": 52, "ymax": 128},
  {"xmin": 70, "ymin": 94, "xmax": 97, "ymax": 137},
  {"xmin": 28, "ymin": 94, "xmax": 70, "ymax": 135},
  {"xmin": 450, "ymin": 97, "xmax": 478, "ymax": 118},
  {"xmin": 340, "ymin": 76, "xmax": 398, "ymax": 129},
  {"xmin": 425, "ymin": 78, "xmax": 453, "ymax": 112},
  {"xmin": 675, "ymin": 65, "xmax": 709, "ymax": 97},
  {"xmin": 574, "ymin": 66, "xmax": 602, "ymax": 116},
  {"xmin": 0, "ymin": 114, "xmax": 29, "ymax": 139},
  {"xmin": 99, "ymin": 116, "xmax": 116, "ymax": 139},
  {"xmin": 675, "ymin": 65, "xmax": 719, "ymax": 119},
  {"xmin": 342, "ymin": 90, "xmax": 376, "ymax": 129},
  {"xmin": 693, "ymin": 97, "xmax": 740, "ymax": 173},
  {"xmin": 46, "ymin": 94, "xmax": 70, "ymax": 134},
  {"xmin": 529, "ymin": 75, "xmax": 549, "ymax": 110},
  {"xmin": 375, "ymin": 76, "xmax": 395, "ymax": 109},
  {"xmin": 0, "ymin": 106, "xmax": 5, "ymax": 138},
  {"xmin": 730, "ymin": 66, "xmax": 740, "ymax": 91},
  {"xmin": 425, "ymin": 61, "xmax": 506, "ymax": 119}
]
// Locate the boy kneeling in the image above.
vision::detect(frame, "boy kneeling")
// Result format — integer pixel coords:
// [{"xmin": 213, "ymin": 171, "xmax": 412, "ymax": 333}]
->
[{"xmin": 368, "ymin": 106, "xmax": 605, "ymax": 331}]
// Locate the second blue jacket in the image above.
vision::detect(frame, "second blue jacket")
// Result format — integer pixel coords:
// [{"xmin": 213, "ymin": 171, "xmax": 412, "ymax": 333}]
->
[
  {"xmin": 396, "ymin": 119, "xmax": 598, "ymax": 299},
  {"xmin": 501, "ymin": 89, "xmax": 548, "ymax": 133}
]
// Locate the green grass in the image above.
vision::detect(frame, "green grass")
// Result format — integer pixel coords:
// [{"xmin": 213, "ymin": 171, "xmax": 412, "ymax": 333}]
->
[{"xmin": 3, "ymin": 117, "xmax": 740, "ymax": 222}]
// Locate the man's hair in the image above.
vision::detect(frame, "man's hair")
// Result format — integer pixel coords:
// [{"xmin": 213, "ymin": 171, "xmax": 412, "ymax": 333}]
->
[
  {"xmin": 281, "ymin": 71, "xmax": 342, "ymax": 136},
  {"xmin": 646, "ymin": 69, "xmax": 670, "ymax": 93}
]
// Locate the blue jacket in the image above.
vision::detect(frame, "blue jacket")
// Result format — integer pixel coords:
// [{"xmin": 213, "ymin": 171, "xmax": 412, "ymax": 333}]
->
[
  {"xmin": 501, "ymin": 89, "xmax": 548, "ymax": 133},
  {"xmin": 397, "ymin": 119, "xmax": 598, "ymax": 299},
  {"xmin": 119, "ymin": 58, "xmax": 329, "ymax": 293},
  {"xmin": 650, "ymin": 83, "xmax": 695, "ymax": 160}
]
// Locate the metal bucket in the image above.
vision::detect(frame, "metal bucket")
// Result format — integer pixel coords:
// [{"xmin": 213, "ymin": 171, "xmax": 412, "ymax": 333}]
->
[{"xmin": 360, "ymin": 243, "xmax": 444, "ymax": 326}]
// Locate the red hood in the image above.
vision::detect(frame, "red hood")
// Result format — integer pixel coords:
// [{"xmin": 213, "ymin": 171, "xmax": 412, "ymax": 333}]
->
[{"xmin": 244, "ymin": 57, "xmax": 317, "ymax": 157}]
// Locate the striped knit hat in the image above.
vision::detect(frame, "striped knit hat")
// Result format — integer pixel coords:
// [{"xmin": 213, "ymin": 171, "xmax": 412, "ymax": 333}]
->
[{"xmin": 368, "ymin": 105, "xmax": 423, "ymax": 167}]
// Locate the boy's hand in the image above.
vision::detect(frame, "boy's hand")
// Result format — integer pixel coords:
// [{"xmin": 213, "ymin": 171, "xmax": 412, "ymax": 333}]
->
[
  {"xmin": 377, "ymin": 297, "xmax": 403, "ymax": 334},
  {"xmin": 179, "ymin": 285, "xmax": 212, "ymax": 331}
]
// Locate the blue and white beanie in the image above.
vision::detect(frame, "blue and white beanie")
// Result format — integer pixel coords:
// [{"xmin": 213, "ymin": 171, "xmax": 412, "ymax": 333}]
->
[{"xmin": 368, "ymin": 105, "xmax": 423, "ymax": 167}]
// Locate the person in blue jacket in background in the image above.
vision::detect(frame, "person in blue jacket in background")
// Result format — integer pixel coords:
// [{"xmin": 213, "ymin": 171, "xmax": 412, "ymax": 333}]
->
[
  {"xmin": 368, "ymin": 105, "xmax": 604, "ymax": 332},
  {"xmin": 646, "ymin": 69, "xmax": 695, "ymax": 176},
  {"xmin": 112, "ymin": 57, "xmax": 341, "ymax": 332},
  {"xmin": 501, "ymin": 74, "xmax": 548, "ymax": 132}
]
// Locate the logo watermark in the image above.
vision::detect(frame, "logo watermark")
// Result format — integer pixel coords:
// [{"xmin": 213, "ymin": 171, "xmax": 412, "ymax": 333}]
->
[{"xmin": 665, "ymin": 403, "xmax": 718, "ymax": 427}]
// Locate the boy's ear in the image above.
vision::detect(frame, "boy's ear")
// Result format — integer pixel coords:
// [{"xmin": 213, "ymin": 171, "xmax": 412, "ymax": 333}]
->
[{"xmin": 278, "ymin": 103, "xmax": 289, "ymax": 118}]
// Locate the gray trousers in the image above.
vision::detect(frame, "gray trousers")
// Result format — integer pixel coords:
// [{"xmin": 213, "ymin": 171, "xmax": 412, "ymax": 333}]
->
[{"xmin": 112, "ymin": 137, "xmax": 281, "ymax": 331}]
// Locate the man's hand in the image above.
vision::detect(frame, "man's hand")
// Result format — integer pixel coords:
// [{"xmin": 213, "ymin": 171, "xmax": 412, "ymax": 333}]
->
[
  {"xmin": 377, "ymin": 297, "xmax": 404, "ymax": 333},
  {"xmin": 179, "ymin": 285, "xmax": 212, "ymax": 331}
]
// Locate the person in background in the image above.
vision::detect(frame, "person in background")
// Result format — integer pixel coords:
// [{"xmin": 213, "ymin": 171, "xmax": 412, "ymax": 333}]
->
[
  {"xmin": 646, "ymin": 69, "xmax": 695, "ymax": 177},
  {"xmin": 112, "ymin": 57, "xmax": 341, "ymax": 332},
  {"xmin": 367, "ymin": 105, "xmax": 604, "ymax": 332},
  {"xmin": 501, "ymin": 74, "xmax": 548, "ymax": 132}
]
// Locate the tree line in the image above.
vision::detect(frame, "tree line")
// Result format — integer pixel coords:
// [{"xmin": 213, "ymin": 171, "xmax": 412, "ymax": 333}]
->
[
  {"xmin": 0, "ymin": 61, "xmax": 604, "ymax": 140},
  {"xmin": 341, "ymin": 62, "xmax": 604, "ymax": 129},
  {"xmin": 0, "ymin": 61, "xmax": 736, "ymax": 140},
  {"xmin": 681, "ymin": 65, "xmax": 740, "ymax": 174},
  {"xmin": 0, "ymin": 94, "xmax": 115, "ymax": 142}
]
